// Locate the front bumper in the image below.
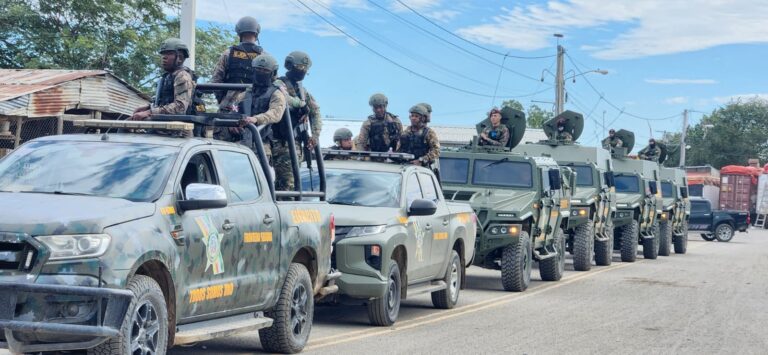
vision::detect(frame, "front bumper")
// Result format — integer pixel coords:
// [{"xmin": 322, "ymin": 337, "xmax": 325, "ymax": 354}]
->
[{"xmin": 0, "ymin": 282, "xmax": 133, "ymax": 353}]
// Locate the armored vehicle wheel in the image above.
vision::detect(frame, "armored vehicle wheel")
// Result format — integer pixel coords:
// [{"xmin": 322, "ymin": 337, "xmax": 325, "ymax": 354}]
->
[
  {"xmin": 715, "ymin": 223, "xmax": 734, "ymax": 242},
  {"xmin": 701, "ymin": 233, "xmax": 715, "ymax": 241},
  {"xmin": 367, "ymin": 262, "xmax": 401, "ymax": 326},
  {"xmin": 501, "ymin": 231, "xmax": 532, "ymax": 292},
  {"xmin": 658, "ymin": 220, "xmax": 673, "ymax": 256},
  {"xmin": 572, "ymin": 222, "xmax": 594, "ymax": 271},
  {"xmin": 432, "ymin": 250, "xmax": 461, "ymax": 309},
  {"xmin": 540, "ymin": 228, "xmax": 565, "ymax": 281},
  {"xmin": 674, "ymin": 223, "xmax": 689, "ymax": 254},
  {"xmin": 88, "ymin": 275, "xmax": 168, "ymax": 355},
  {"xmin": 620, "ymin": 220, "xmax": 639, "ymax": 262},
  {"xmin": 643, "ymin": 220, "xmax": 660, "ymax": 259},
  {"xmin": 260, "ymin": 263, "xmax": 314, "ymax": 353},
  {"xmin": 595, "ymin": 223, "xmax": 614, "ymax": 266}
]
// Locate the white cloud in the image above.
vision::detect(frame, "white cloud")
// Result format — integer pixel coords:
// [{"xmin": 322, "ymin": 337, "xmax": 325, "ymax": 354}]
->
[
  {"xmin": 714, "ymin": 93, "xmax": 768, "ymax": 104},
  {"xmin": 664, "ymin": 96, "xmax": 689, "ymax": 105},
  {"xmin": 428, "ymin": 9, "xmax": 460, "ymax": 22},
  {"xmin": 391, "ymin": 0, "xmax": 443, "ymax": 12},
  {"xmin": 646, "ymin": 78, "xmax": 718, "ymax": 85},
  {"xmin": 456, "ymin": 1, "xmax": 768, "ymax": 59}
]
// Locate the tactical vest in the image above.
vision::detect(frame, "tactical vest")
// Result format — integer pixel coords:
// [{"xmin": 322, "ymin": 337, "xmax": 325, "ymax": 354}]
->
[
  {"xmin": 368, "ymin": 114, "xmax": 398, "ymax": 152},
  {"xmin": 401, "ymin": 127, "xmax": 431, "ymax": 159},
  {"xmin": 225, "ymin": 43, "xmax": 263, "ymax": 83},
  {"xmin": 247, "ymin": 84, "xmax": 279, "ymax": 141},
  {"xmin": 156, "ymin": 67, "xmax": 199, "ymax": 115},
  {"xmin": 273, "ymin": 78, "xmax": 305, "ymax": 142}
]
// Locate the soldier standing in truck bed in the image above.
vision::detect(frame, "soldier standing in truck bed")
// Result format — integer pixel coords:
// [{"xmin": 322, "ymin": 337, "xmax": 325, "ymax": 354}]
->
[{"xmin": 356, "ymin": 93, "xmax": 403, "ymax": 152}]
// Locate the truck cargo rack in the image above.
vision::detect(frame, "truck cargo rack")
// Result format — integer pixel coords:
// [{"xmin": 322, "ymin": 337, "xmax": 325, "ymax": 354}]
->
[{"xmin": 321, "ymin": 149, "xmax": 414, "ymax": 162}]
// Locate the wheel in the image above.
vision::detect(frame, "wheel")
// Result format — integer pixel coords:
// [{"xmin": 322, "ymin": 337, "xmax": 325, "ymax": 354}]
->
[
  {"xmin": 643, "ymin": 220, "xmax": 660, "ymax": 259},
  {"xmin": 431, "ymin": 250, "xmax": 461, "ymax": 309},
  {"xmin": 620, "ymin": 220, "xmax": 639, "ymax": 262},
  {"xmin": 701, "ymin": 233, "xmax": 716, "ymax": 241},
  {"xmin": 88, "ymin": 275, "xmax": 168, "ymax": 355},
  {"xmin": 715, "ymin": 223, "xmax": 735, "ymax": 242},
  {"xmin": 658, "ymin": 220, "xmax": 673, "ymax": 256},
  {"xmin": 366, "ymin": 262, "xmax": 401, "ymax": 326},
  {"xmin": 674, "ymin": 222, "xmax": 689, "ymax": 254},
  {"xmin": 572, "ymin": 222, "xmax": 594, "ymax": 271},
  {"xmin": 260, "ymin": 263, "xmax": 314, "ymax": 353},
  {"xmin": 501, "ymin": 231, "xmax": 532, "ymax": 292},
  {"xmin": 594, "ymin": 222, "xmax": 614, "ymax": 266},
  {"xmin": 540, "ymin": 228, "xmax": 565, "ymax": 281}
]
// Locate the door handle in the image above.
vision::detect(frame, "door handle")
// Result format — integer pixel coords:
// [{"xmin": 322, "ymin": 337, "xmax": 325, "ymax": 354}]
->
[
  {"xmin": 425, "ymin": 223, "xmax": 433, "ymax": 230},
  {"xmin": 263, "ymin": 215, "xmax": 275, "ymax": 224},
  {"xmin": 442, "ymin": 219, "xmax": 450, "ymax": 226},
  {"xmin": 222, "ymin": 220, "xmax": 235, "ymax": 231}
]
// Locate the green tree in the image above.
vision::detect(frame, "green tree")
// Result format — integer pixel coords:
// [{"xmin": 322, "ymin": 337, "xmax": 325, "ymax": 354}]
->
[
  {"xmin": 526, "ymin": 104, "xmax": 553, "ymax": 129},
  {"xmin": 501, "ymin": 99, "xmax": 523, "ymax": 111}
]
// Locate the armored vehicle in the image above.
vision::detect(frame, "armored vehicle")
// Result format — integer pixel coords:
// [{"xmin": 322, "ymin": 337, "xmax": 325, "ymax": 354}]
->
[
  {"xmin": 610, "ymin": 130, "xmax": 662, "ymax": 262},
  {"xmin": 512, "ymin": 111, "xmax": 616, "ymax": 271},
  {"xmin": 660, "ymin": 167, "xmax": 691, "ymax": 254},
  {"xmin": 0, "ymin": 83, "xmax": 338, "ymax": 354},
  {"xmin": 304, "ymin": 151, "xmax": 476, "ymax": 326},
  {"xmin": 439, "ymin": 107, "xmax": 570, "ymax": 292}
]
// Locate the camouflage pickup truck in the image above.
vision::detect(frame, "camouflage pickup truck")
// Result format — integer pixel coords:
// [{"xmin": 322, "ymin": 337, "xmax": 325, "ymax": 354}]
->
[
  {"xmin": 0, "ymin": 118, "xmax": 337, "ymax": 354},
  {"xmin": 306, "ymin": 151, "xmax": 476, "ymax": 326}
]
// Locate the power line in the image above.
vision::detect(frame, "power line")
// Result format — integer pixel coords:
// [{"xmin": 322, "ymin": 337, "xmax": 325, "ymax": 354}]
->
[{"xmin": 393, "ymin": 0, "xmax": 555, "ymax": 60}]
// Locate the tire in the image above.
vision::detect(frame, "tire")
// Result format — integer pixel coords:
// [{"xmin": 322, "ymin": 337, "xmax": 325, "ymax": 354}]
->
[
  {"xmin": 501, "ymin": 231, "xmax": 532, "ymax": 292},
  {"xmin": 643, "ymin": 220, "xmax": 660, "ymax": 260},
  {"xmin": 260, "ymin": 263, "xmax": 314, "ymax": 353},
  {"xmin": 88, "ymin": 275, "xmax": 168, "ymax": 355},
  {"xmin": 431, "ymin": 250, "xmax": 461, "ymax": 309},
  {"xmin": 539, "ymin": 228, "xmax": 565, "ymax": 282},
  {"xmin": 366, "ymin": 262, "xmax": 401, "ymax": 326},
  {"xmin": 658, "ymin": 220, "xmax": 673, "ymax": 256},
  {"xmin": 594, "ymin": 222, "xmax": 614, "ymax": 266},
  {"xmin": 701, "ymin": 233, "xmax": 716, "ymax": 241},
  {"xmin": 572, "ymin": 222, "xmax": 594, "ymax": 271},
  {"xmin": 715, "ymin": 223, "xmax": 735, "ymax": 242},
  {"xmin": 674, "ymin": 222, "xmax": 689, "ymax": 254},
  {"xmin": 620, "ymin": 220, "xmax": 639, "ymax": 262}
]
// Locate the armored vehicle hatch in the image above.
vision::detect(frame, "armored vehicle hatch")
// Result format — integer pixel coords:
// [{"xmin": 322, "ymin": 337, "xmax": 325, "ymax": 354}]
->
[
  {"xmin": 542, "ymin": 110, "xmax": 584, "ymax": 143},
  {"xmin": 475, "ymin": 106, "xmax": 526, "ymax": 149},
  {"xmin": 613, "ymin": 129, "xmax": 635, "ymax": 156}
]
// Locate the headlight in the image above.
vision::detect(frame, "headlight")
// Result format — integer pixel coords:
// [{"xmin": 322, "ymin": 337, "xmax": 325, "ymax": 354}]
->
[
  {"xmin": 346, "ymin": 225, "xmax": 387, "ymax": 238},
  {"xmin": 571, "ymin": 208, "xmax": 589, "ymax": 217},
  {"xmin": 488, "ymin": 224, "xmax": 521, "ymax": 236},
  {"xmin": 37, "ymin": 234, "xmax": 111, "ymax": 261}
]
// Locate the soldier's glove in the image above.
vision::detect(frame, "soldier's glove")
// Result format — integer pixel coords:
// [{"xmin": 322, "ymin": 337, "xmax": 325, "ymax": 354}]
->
[{"xmin": 308, "ymin": 137, "xmax": 317, "ymax": 150}]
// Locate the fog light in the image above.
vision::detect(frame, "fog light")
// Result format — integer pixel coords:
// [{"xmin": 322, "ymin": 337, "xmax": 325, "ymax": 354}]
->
[
  {"xmin": 579, "ymin": 209, "xmax": 587, "ymax": 216},
  {"xmin": 490, "ymin": 227, "xmax": 499, "ymax": 234},
  {"xmin": 500, "ymin": 227, "xmax": 508, "ymax": 234},
  {"xmin": 371, "ymin": 245, "xmax": 381, "ymax": 256}
]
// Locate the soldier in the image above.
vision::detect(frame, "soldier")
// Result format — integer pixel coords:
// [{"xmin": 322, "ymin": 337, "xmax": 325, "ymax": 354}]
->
[
  {"xmin": 400, "ymin": 104, "xmax": 440, "ymax": 166},
  {"xmin": 479, "ymin": 107, "xmax": 510, "ymax": 147},
  {"xmin": 555, "ymin": 116, "xmax": 573, "ymax": 143},
  {"xmin": 602, "ymin": 129, "xmax": 623, "ymax": 150},
  {"xmin": 276, "ymin": 51, "xmax": 322, "ymax": 149},
  {"xmin": 212, "ymin": 16, "xmax": 265, "ymax": 111},
  {"xmin": 638, "ymin": 138, "xmax": 662, "ymax": 162},
  {"xmin": 325, "ymin": 128, "xmax": 355, "ymax": 161},
  {"xmin": 357, "ymin": 93, "xmax": 403, "ymax": 152},
  {"xmin": 237, "ymin": 54, "xmax": 287, "ymax": 165},
  {"xmin": 131, "ymin": 38, "xmax": 194, "ymax": 121}
]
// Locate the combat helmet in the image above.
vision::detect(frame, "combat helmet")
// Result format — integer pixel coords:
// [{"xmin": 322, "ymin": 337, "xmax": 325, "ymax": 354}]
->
[
  {"xmin": 158, "ymin": 38, "xmax": 189, "ymax": 58},
  {"xmin": 285, "ymin": 51, "xmax": 312, "ymax": 71},
  {"xmin": 252, "ymin": 53, "xmax": 278, "ymax": 72},
  {"xmin": 418, "ymin": 102, "xmax": 432, "ymax": 122},
  {"xmin": 235, "ymin": 16, "xmax": 261, "ymax": 37},
  {"xmin": 409, "ymin": 104, "xmax": 429, "ymax": 120},
  {"xmin": 369, "ymin": 93, "xmax": 388, "ymax": 107},
  {"xmin": 333, "ymin": 128, "xmax": 353, "ymax": 141}
]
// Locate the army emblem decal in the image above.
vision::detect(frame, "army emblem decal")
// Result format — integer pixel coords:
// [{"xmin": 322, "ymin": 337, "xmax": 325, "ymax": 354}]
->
[{"xmin": 195, "ymin": 216, "xmax": 225, "ymax": 275}]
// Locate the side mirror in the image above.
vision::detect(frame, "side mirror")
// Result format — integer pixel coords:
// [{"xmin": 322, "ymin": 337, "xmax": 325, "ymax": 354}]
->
[
  {"xmin": 408, "ymin": 199, "xmax": 437, "ymax": 216},
  {"xmin": 648, "ymin": 181, "xmax": 658, "ymax": 196},
  {"xmin": 680, "ymin": 187, "xmax": 689, "ymax": 198},
  {"xmin": 178, "ymin": 183, "xmax": 228, "ymax": 211},
  {"xmin": 604, "ymin": 171, "xmax": 615, "ymax": 187},
  {"xmin": 548, "ymin": 169, "xmax": 562, "ymax": 190}
]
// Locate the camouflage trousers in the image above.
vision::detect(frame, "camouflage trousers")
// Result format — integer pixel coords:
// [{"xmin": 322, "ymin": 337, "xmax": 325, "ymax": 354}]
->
[{"xmin": 271, "ymin": 140, "xmax": 302, "ymax": 191}]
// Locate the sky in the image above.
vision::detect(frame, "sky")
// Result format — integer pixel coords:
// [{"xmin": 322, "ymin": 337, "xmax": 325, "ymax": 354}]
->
[{"xmin": 188, "ymin": 0, "xmax": 768, "ymax": 147}]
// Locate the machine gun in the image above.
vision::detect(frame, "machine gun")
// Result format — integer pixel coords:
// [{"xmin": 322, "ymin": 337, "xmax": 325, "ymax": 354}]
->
[{"xmin": 293, "ymin": 80, "xmax": 314, "ymax": 190}]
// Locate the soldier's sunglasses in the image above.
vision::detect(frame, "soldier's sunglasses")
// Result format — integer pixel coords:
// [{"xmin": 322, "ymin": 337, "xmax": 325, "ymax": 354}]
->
[{"xmin": 293, "ymin": 64, "xmax": 308, "ymax": 71}]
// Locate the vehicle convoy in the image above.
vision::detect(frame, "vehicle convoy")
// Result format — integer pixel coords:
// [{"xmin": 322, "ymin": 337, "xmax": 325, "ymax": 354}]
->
[
  {"xmin": 610, "ymin": 130, "xmax": 662, "ymax": 262},
  {"xmin": 689, "ymin": 198, "xmax": 749, "ymax": 242},
  {"xmin": 512, "ymin": 111, "xmax": 616, "ymax": 271},
  {"xmin": 439, "ymin": 107, "xmax": 571, "ymax": 292},
  {"xmin": 305, "ymin": 151, "xmax": 477, "ymax": 326},
  {"xmin": 0, "ymin": 84, "xmax": 338, "ymax": 354},
  {"xmin": 660, "ymin": 167, "xmax": 691, "ymax": 254}
]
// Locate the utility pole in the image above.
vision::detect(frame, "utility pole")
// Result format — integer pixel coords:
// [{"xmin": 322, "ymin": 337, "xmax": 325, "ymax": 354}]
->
[
  {"xmin": 554, "ymin": 43, "xmax": 565, "ymax": 115},
  {"xmin": 680, "ymin": 109, "xmax": 688, "ymax": 167},
  {"xmin": 180, "ymin": 0, "xmax": 197, "ymax": 70}
]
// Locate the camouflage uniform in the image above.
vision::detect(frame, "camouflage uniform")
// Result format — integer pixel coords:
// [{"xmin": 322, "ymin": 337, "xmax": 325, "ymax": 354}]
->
[
  {"xmin": 638, "ymin": 144, "xmax": 662, "ymax": 162},
  {"xmin": 479, "ymin": 125, "xmax": 510, "ymax": 146},
  {"xmin": 602, "ymin": 136, "xmax": 623, "ymax": 150},
  {"xmin": 356, "ymin": 113, "xmax": 403, "ymax": 152},
  {"xmin": 150, "ymin": 68, "xmax": 194, "ymax": 115},
  {"xmin": 399, "ymin": 126, "xmax": 440, "ymax": 166},
  {"xmin": 211, "ymin": 45, "xmax": 265, "ymax": 111},
  {"xmin": 244, "ymin": 82, "xmax": 288, "ymax": 159}
]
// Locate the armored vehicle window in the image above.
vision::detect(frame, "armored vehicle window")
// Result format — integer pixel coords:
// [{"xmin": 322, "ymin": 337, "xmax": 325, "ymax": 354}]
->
[
  {"xmin": 0, "ymin": 141, "xmax": 177, "ymax": 202},
  {"xmin": 572, "ymin": 165, "xmax": 594, "ymax": 186},
  {"xmin": 661, "ymin": 182, "xmax": 675, "ymax": 198},
  {"xmin": 418, "ymin": 173, "xmax": 440, "ymax": 202},
  {"xmin": 180, "ymin": 152, "xmax": 218, "ymax": 199},
  {"xmin": 318, "ymin": 169, "xmax": 401, "ymax": 208},
  {"xmin": 439, "ymin": 158, "xmax": 469, "ymax": 184},
  {"xmin": 218, "ymin": 151, "xmax": 260, "ymax": 202},
  {"xmin": 406, "ymin": 173, "xmax": 423, "ymax": 207},
  {"xmin": 614, "ymin": 174, "xmax": 640, "ymax": 193},
  {"xmin": 472, "ymin": 159, "xmax": 532, "ymax": 188}
]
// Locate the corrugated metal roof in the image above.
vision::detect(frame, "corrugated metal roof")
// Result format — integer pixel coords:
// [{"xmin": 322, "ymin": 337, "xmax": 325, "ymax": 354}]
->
[{"xmin": 0, "ymin": 69, "xmax": 106, "ymax": 102}]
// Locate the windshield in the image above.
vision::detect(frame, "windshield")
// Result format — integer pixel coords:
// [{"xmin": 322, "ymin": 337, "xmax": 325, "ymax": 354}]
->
[
  {"xmin": 572, "ymin": 165, "xmax": 594, "ymax": 186},
  {"xmin": 302, "ymin": 169, "xmax": 401, "ymax": 208},
  {"xmin": 472, "ymin": 159, "xmax": 533, "ymax": 188},
  {"xmin": 439, "ymin": 158, "xmax": 469, "ymax": 184},
  {"xmin": 615, "ymin": 174, "xmax": 640, "ymax": 193},
  {"xmin": 0, "ymin": 140, "xmax": 178, "ymax": 202},
  {"xmin": 661, "ymin": 182, "xmax": 675, "ymax": 198}
]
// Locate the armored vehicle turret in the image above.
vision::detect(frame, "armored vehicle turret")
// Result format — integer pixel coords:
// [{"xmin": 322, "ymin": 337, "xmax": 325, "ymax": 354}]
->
[
  {"xmin": 439, "ymin": 108, "xmax": 571, "ymax": 292},
  {"xmin": 660, "ymin": 167, "xmax": 691, "ymax": 254}
]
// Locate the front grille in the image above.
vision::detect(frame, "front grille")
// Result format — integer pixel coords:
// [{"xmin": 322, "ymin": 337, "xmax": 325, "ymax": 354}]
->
[
  {"xmin": 0, "ymin": 241, "xmax": 36, "ymax": 271},
  {"xmin": 331, "ymin": 226, "xmax": 355, "ymax": 269}
]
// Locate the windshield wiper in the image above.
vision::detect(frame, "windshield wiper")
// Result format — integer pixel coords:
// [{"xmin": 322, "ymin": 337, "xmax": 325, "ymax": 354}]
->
[
  {"xmin": 328, "ymin": 200, "xmax": 363, "ymax": 206},
  {"xmin": 12, "ymin": 190, "xmax": 96, "ymax": 197},
  {"xmin": 483, "ymin": 157, "xmax": 509, "ymax": 168}
]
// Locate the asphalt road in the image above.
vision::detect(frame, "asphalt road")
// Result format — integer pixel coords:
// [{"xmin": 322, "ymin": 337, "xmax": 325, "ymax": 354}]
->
[{"xmin": 170, "ymin": 230, "xmax": 768, "ymax": 354}]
